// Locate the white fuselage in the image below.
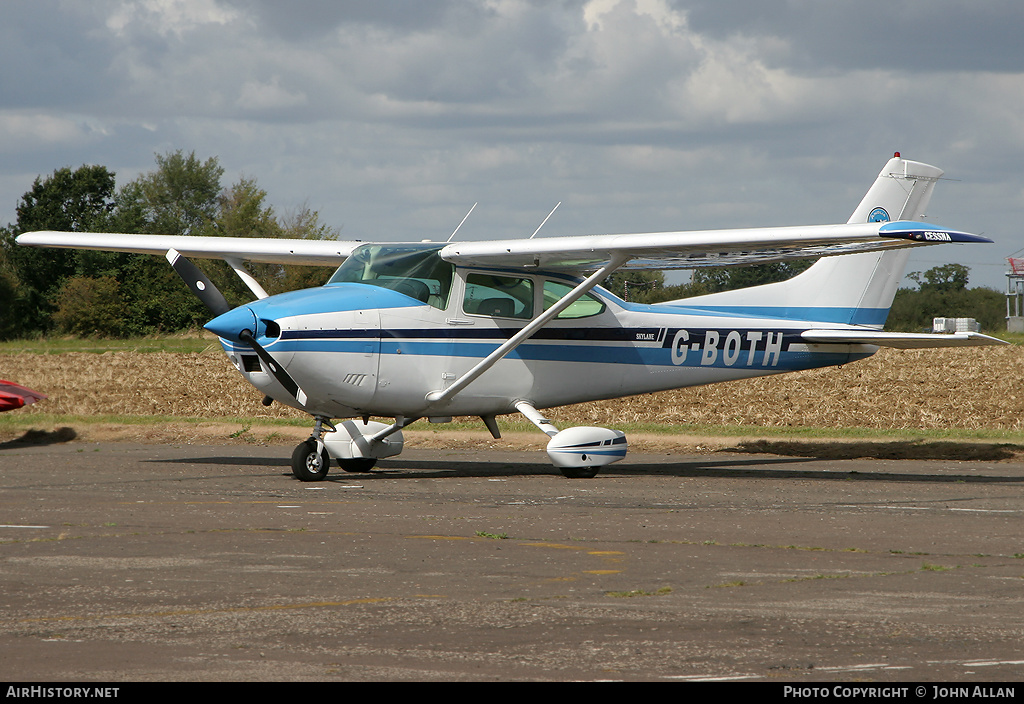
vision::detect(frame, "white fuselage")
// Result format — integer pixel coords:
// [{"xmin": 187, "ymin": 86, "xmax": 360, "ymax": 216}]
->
[{"xmin": 216, "ymin": 268, "xmax": 875, "ymax": 420}]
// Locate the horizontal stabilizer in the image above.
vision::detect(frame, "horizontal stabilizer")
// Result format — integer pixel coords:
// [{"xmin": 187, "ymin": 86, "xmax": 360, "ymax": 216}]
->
[{"xmin": 801, "ymin": 329, "xmax": 1007, "ymax": 348}]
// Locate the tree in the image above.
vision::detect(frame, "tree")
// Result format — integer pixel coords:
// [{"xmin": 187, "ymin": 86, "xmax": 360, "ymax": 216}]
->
[
  {"xmin": 886, "ymin": 264, "xmax": 1004, "ymax": 332},
  {"xmin": 52, "ymin": 276, "xmax": 126, "ymax": 338},
  {"xmin": 210, "ymin": 180, "xmax": 339, "ymax": 299},
  {"xmin": 600, "ymin": 259, "xmax": 818, "ymax": 306},
  {"xmin": 211, "ymin": 177, "xmax": 286, "ymax": 303},
  {"xmin": 907, "ymin": 263, "xmax": 970, "ymax": 292},
  {"xmin": 689, "ymin": 260, "xmax": 816, "ymax": 295},
  {"xmin": 0, "ymin": 165, "xmax": 118, "ymax": 336},
  {"xmin": 12, "ymin": 164, "xmax": 116, "ymax": 234},
  {"xmin": 2, "ymin": 151, "xmax": 341, "ymax": 338},
  {"xmin": 603, "ymin": 270, "xmax": 664, "ymax": 302},
  {"xmin": 269, "ymin": 205, "xmax": 338, "ymax": 294},
  {"xmin": 132, "ymin": 151, "xmax": 224, "ymax": 237},
  {"xmin": 113, "ymin": 151, "xmax": 225, "ymax": 333},
  {"xmin": 0, "ymin": 244, "xmax": 23, "ymax": 340}
]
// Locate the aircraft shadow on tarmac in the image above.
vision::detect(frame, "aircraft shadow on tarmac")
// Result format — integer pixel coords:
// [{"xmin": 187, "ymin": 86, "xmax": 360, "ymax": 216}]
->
[
  {"xmin": 726, "ymin": 439, "xmax": 1021, "ymax": 462},
  {"xmin": 0, "ymin": 427, "xmax": 77, "ymax": 449},
  {"xmin": 149, "ymin": 450, "xmax": 1024, "ymax": 484}
]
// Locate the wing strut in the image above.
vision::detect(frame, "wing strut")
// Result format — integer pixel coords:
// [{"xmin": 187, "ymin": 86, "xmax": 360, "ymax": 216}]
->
[
  {"xmin": 515, "ymin": 400, "xmax": 559, "ymax": 437},
  {"xmin": 225, "ymin": 257, "xmax": 269, "ymax": 299},
  {"xmin": 424, "ymin": 255, "xmax": 628, "ymax": 406}
]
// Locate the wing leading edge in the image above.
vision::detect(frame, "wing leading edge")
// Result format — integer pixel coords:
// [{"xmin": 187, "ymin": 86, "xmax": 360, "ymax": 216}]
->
[{"xmin": 16, "ymin": 231, "xmax": 361, "ymax": 266}]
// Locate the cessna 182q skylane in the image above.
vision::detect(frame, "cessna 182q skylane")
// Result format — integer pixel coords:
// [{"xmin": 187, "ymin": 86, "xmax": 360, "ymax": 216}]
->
[{"xmin": 17, "ymin": 154, "xmax": 1005, "ymax": 479}]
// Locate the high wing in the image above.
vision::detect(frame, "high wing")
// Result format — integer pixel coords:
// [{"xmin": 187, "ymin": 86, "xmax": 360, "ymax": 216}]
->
[
  {"xmin": 15, "ymin": 231, "xmax": 362, "ymax": 266},
  {"xmin": 440, "ymin": 221, "xmax": 990, "ymax": 271},
  {"xmin": 17, "ymin": 220, "xmax": 988, "ymax": 272}
]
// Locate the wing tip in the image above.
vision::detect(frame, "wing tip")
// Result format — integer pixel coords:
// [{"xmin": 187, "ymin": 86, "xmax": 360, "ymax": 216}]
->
[{"xmin": 879, "ymin": 221, "xmax": 993, "ymax": 244}]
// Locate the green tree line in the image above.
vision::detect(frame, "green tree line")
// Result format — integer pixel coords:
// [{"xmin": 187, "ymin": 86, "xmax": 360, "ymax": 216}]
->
[
  {"xmin": 0, "ymin": 151, "xmax": 337, "ymax": 339},
  {"xmin": 886, "ymin": 263, "xmax": 1005, "ymax": 332}
]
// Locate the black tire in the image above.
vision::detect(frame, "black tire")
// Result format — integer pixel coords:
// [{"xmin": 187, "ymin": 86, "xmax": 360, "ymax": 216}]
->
[
  {"xmin": 292, "ymin": 439, "xmax": 331, "ymax": 481},
  {"xmin": 338, "ymin": 457, "xmax": 377, "ymax": 473},
  {"xmin": 559, "ymin": 466, "xmax": 599, "ymax": 479}
]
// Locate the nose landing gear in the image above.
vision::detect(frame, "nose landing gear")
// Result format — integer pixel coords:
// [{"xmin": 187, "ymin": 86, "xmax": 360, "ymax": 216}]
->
[
  {"xmin": 291, "ymin": 415, "xmax": 407, "ymax": 480},
  {"xmin": 291, "ymin": 416, "xmax": 334, "ymax": 481}
]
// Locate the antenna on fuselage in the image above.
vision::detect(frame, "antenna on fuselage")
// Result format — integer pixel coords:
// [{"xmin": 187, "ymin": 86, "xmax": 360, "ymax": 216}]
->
[
  {"xmin": 447, "ymin": 202, "xmax": 477, "ymax": 243},
  {"xmin": 529, "ymin": 202, "xmax": 561, "ymax": 239}
]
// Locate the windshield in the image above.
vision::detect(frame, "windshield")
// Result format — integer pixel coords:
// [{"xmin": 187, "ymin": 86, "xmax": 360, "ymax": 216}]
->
[{"xmin": 329, "ymin": 244, "xmax": 454, "ymax": 309}]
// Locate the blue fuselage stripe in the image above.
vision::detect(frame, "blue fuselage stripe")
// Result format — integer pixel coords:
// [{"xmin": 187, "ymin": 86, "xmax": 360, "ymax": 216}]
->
[{"xmin": 670, "ymin": 306, "xmax": 888, "ymax": 327}]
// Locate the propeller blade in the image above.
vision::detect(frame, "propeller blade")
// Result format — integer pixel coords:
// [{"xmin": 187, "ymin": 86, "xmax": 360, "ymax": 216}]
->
[
  {"xmin": 165, "ymin": 248, "xmax": 231, "ymax": 317},
  {"xmin": 239, "ymin": 329, "xmax": 308, "ymax": 406},
  {"xmin": 167, "ymin": 248, "xmax": 309, "ymax": 407}
]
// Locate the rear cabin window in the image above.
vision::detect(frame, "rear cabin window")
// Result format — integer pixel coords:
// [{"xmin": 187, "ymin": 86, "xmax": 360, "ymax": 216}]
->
[{"xmin": 463, "ymin": 273, "xmax": 534, "ymax": 320}]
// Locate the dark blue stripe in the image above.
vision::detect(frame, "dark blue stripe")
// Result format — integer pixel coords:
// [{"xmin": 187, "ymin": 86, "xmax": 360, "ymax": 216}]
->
[{"xmin": 246, "ymin": 330, "xmax": 868, "ymax": 371}]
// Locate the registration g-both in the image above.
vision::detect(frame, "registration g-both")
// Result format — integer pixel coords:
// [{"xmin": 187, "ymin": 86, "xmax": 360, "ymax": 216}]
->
[{"xmin": 17, "ymin": 154, "xmax": 1005, "ymax": 479}]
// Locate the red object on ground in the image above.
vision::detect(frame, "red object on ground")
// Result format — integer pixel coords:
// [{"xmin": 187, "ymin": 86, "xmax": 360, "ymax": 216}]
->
[{"xmin": 0, "ymin": 380, "xmax": 46, "ymax": 412}]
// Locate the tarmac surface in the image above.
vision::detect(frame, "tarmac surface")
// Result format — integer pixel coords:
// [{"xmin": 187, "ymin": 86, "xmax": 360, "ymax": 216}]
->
[{"xmin": 1, "ymin": 439, "xmax": 1023, "ymax": 682}]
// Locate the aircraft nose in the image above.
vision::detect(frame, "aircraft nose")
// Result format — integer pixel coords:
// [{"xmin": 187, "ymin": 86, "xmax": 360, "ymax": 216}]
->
[{"xmin": 204, "ymin": 305, "xmax": 258, "ymax": 342}]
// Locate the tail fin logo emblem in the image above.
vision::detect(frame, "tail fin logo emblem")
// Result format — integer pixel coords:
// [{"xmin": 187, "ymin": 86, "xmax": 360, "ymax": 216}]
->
[{"xmin": 868, "ymin": 207, "xmax": 890, "ymax": 222}]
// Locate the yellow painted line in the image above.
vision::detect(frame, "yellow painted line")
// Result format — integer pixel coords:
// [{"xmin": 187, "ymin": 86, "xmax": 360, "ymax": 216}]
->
[
  {"xmin": 588, "ymin": 551, "xmax": 624, "ymax": 556},
  {"xmin": 583, "ymin": 570, "xmax": 623, "ymax": 575},
  {"xmin": 520, "ymin": 542, "xmax": 584, "ymax": 550}
]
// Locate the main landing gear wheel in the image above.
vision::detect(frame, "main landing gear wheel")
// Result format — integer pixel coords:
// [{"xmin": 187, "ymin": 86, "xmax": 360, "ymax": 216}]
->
[
  {"xmin": 292, "ymin": 439, "xmax": 331, "ymax": 481},
  {"xmin": 559, "ymin": 466, "xmax": 599, "ymax": 479},
  {"xmin": 338, "ymin": 457, "xmax": 377, "ymax": 473}
]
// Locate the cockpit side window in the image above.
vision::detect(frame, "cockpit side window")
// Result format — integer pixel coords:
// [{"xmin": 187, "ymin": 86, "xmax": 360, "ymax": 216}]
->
[
  {"xmin": 463, "ymin": 273, "xmax": 534, "ymax": 319},
  {"xmin": 329, "ymin": 245, "xmax": 454, "ymax": 309}
]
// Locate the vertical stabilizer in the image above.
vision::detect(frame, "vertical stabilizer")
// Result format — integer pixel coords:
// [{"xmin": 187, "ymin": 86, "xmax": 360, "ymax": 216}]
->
[{"xmin": 668, "ymin": 155, "xmax": 944, "ymax": 328}]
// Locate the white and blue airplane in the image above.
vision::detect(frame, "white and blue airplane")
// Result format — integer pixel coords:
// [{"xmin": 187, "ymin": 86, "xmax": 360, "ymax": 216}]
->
[{"xmin": 17, "ymin": 154, "xmax": 1004, "ymax": 479}]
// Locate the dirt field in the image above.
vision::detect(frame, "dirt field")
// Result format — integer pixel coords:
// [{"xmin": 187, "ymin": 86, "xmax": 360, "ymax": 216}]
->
[{"xmin": 3, "ymin": 344, "xmax": 1023, "ymax": 445}]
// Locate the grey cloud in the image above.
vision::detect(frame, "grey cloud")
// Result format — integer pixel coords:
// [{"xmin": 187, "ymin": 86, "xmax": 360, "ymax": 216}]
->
[
  {"xmin": 0, "ymin": 4, "xmax": 121, "ymax": 109},
  {"xmin": 224, "ymin": 0, "xmax": 468, "ymax": 40},
  {"xmin": 0, "ymin": 0, "xmax": 1021, "ymax": 291},
  {"xmin": 679, "ymin": 0, "xmax": 1024, "ymax": 73}
]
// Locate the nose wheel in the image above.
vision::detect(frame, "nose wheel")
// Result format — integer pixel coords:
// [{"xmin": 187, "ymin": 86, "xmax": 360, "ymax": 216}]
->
[
  {"xmin": 291, "ymin": 416, "xmax": 335, "ymax": 481},
  {"xmin": 291, "ymin": 438, "xmax": 331, "ymax": 481}
]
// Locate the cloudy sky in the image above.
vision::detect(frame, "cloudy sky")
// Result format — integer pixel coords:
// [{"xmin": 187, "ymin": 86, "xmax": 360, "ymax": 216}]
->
[{"xmin": 3, "ymin": 0, "xmax": 1023, "ymax": 290}]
